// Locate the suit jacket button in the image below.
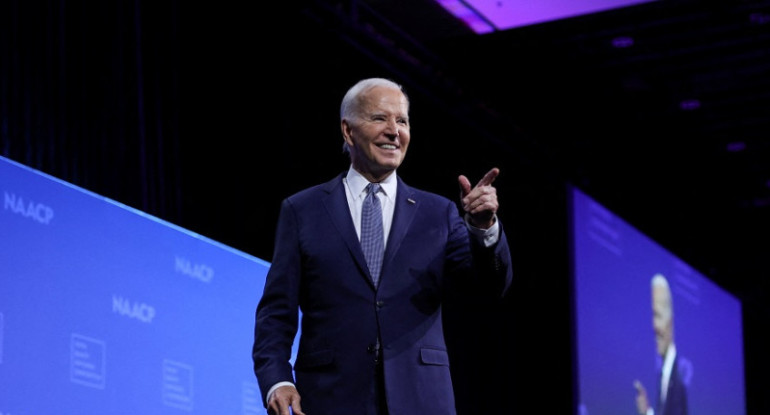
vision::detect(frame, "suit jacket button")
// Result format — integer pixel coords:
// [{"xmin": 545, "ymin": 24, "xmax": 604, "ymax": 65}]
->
[
  {"xmin": 376, "ymin": 300, "xmax": 385, "ymax": 308},
  {"xmin": 367, "ymin": 344, "xmax": 376, "ymax": 353}
]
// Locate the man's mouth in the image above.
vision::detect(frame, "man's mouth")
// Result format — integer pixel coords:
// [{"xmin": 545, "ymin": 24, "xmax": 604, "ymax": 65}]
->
[{"xmin": 378, "ymin": 144, "xmax": 398, "ymax": 150}]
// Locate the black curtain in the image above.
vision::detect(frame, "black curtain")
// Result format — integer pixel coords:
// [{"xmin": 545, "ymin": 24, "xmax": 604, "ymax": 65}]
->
[{"xmin": 1, "ymin": 0, "xmax": 181, "ymax": 222}]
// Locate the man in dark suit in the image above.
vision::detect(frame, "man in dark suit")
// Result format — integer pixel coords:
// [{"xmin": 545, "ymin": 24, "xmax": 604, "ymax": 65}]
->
[
  {"xmin": 252, "ymin": 77, "xmax": 513, "ymax": 415},
  {"xmin": 634, "ymin": 273, "xmax": 689, "ymax": 415}
]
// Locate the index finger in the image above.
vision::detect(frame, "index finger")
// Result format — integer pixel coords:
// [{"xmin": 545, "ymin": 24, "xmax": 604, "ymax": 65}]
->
[{"xmin": 475, "ymin": 167, "xmax": 500, "ymax": 188}]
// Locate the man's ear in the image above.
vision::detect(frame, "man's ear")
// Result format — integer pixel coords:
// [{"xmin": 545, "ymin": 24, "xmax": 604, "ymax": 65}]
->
[{"xmin": 341, "ymin": 119, "xmax": 353, "ymax": 146}]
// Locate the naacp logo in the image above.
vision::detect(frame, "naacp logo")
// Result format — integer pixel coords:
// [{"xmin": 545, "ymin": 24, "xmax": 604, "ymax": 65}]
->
[
  {"xmin": 4, "ymin": 191, "xmax": 54, "ymax": 224},
  {"xmin": 175, "ymin": 256, "xmax": 214, "ymax": 283},
  {"xmin": 112, "ymin": 295, "xmax": 155, "ymax": 323}
]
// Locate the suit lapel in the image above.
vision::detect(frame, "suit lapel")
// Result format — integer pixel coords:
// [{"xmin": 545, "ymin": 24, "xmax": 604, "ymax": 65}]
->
[
  {"xmin": 321, "ymin": 173, "xmax": 374, "ymax": 286},
  {"xmin": 383, "ymin": 177, "xmax": 418, "ymax": 269}
]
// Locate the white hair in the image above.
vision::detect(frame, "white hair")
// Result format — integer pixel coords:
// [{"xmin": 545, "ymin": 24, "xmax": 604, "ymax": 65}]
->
[
  {"xmin": 339, "ymin": 77, "xmax": 407, "ymax": 122},
  {"xmin": 652, "ymin": 273, "xmax": 673, "ymax": 315}
]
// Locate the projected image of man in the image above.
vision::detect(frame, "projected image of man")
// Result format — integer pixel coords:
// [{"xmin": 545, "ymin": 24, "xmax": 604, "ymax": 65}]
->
[{"xmin": 633, "ymin": 273, "xmax": 688, "ymax": 415}]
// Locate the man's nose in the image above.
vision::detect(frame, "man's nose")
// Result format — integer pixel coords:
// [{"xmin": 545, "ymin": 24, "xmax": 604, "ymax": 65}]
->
[{"xmin": 386, "ymin": 124, "xmax": 400, "ymax": 139}]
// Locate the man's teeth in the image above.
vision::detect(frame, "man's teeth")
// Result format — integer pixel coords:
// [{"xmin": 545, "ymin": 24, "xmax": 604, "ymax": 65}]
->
[{"xmin": 379, "ymin": 144, "xmax": 397, "ymax": 150}]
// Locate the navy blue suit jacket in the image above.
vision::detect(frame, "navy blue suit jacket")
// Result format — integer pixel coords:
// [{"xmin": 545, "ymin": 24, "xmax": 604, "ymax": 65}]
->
[
  {"xmin": 252, "ymin": 172, "xmax": 513, "ymax": 415},
  {"xmin": 658, "ymin": 354, "xmax": 688, "ymax": 415}
]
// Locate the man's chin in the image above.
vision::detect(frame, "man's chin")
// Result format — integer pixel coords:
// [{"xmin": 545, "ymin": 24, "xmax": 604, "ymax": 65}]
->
[
  {"xmin": 381, "ymin": 156, "xmax": 403, "ymax": 168},
  {"xmin": 370, "ymin": 159, "xmax": 400, "ymax": 172}
]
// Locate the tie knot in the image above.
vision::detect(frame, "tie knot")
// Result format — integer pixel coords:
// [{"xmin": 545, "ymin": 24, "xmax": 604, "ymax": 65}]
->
[{"xmin": 367, "ymin": 183, "xmax": 381, "ymax": 195}]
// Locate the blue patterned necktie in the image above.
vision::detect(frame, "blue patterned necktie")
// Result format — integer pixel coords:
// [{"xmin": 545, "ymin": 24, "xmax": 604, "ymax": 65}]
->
[{"xmin": 361, "ymin": 183, "xmax": 384, "ymax": 287}]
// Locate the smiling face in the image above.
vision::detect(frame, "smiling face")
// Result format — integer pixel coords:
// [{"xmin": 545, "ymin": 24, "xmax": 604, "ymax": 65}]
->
[{"xmin": 341, "ymin": 85, "xmax": 410, "ymax": 183}]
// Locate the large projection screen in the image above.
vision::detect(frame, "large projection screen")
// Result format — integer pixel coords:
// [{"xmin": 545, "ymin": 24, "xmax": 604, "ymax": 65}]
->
[
  {"xmin": 569, "ymin": 185, "xmax": 745, "ymax": 415},
  {"xmin": 0, "ymin": 155, "xmax": 292, "ymax": 414}
]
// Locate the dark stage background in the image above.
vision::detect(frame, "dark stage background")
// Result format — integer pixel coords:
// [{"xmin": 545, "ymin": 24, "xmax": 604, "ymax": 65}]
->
[{"xmin": 2, "ymin": 1, "xmax": 768, "ymax": 413}]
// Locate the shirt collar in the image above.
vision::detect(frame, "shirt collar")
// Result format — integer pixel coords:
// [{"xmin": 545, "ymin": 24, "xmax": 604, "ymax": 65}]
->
[{"xmin": 346, "ymin": 166, "xmax": 397, "ymax": 201}]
